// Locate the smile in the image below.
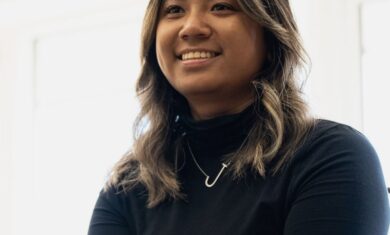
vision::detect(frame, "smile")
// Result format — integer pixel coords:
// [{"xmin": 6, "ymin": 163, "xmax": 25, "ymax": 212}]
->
[{"xmin": 179, "ymin": 51, "xmax": 221, "ymax": 61}]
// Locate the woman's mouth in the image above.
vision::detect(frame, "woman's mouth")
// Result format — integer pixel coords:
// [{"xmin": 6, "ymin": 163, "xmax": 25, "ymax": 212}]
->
[{"xmin": 179, "ymin": 51, "xmax": 221, "ymax": 61}]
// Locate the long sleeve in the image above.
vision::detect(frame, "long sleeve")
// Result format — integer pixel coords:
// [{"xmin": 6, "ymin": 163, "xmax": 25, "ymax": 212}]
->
[
  {"xmin": 284, "ymin": 125, "xmax": 389, "ymax": 235},
  {"xmin": 88, "ymin": 188, "xmax": 135, "ymax": 235}
]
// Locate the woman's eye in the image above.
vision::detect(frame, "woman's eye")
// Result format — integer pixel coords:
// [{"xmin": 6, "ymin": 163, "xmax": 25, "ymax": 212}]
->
[
  {"xmin": 211, "ymin": 3, "xmax": 235, "ymax": 12},
  {"xmin": 164, "ymin": 5, "xmax": 184, "ymax": 15}
]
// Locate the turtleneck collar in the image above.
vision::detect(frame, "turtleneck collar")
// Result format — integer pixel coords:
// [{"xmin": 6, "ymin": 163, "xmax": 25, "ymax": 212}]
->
[{"xmin": 174, "ymin": 103, "xmax": 257, "ymax": 154}]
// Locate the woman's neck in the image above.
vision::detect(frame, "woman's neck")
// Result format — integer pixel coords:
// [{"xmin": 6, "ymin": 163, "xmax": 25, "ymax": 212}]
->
[{"xmin": 187, "ymin": 94, "xmax": 255, "ymax": 121}]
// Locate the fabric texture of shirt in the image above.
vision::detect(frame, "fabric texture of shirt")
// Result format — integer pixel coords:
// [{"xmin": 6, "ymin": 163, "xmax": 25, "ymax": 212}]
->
[{"xmin": 88, "ymin": 107, "xmax": 389, "ymax": 235}]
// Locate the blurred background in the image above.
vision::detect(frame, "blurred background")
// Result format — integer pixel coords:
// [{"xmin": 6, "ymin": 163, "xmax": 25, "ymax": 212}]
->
[{"xmin": 0, "ymin": 0, "xmax": 389, "ymax": 234}]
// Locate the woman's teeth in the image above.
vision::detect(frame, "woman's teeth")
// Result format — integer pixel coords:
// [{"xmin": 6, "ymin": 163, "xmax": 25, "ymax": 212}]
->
[{"xmin": 181, "ymin": 51, "xmax": 217, "ymax": 61}]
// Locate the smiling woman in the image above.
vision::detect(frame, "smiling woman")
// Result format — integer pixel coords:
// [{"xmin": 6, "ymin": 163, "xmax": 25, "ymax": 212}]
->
[
  {"xmin": 155, "ymin": 0, "xmax": 266, "ymax": 120},
  {"xmin": 88, "ymin": 0, "xmax": 390, "ymax": 234}
]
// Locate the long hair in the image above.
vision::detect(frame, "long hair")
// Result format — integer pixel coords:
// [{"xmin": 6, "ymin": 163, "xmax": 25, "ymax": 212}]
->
[{"xmin": 107, "ymin": 0, "xmax": 314, "ymax": 208}]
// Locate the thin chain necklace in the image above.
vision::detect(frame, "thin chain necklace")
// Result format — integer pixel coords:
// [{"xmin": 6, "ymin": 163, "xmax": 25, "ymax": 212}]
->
[{"xmin": 186, "ymin": 141, "xmax": 230, "ymax": 188}]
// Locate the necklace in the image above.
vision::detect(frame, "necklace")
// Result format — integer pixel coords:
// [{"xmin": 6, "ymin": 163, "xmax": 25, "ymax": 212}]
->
[{"xmin": 186, "ymin": 141, "xmax": 230, "ymax": 188}]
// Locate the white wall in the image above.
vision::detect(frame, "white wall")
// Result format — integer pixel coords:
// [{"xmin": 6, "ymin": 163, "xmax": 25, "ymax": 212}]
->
[
  {"xmin": 0, "ymin": 28, "xmax": 16, "ymax": 235},
  {"xmin": 291, "ymin": 0, "xmax": 363, "ymax": 130},
  {"xmin": 0, "ymin": 1, "xmax": 148, "ymax": 234}
]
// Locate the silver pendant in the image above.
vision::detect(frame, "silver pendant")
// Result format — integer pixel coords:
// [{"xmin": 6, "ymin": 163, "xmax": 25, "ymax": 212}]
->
[{"xmin": 204, "ymin": 163, "xmax": 229, "ymax": 188}]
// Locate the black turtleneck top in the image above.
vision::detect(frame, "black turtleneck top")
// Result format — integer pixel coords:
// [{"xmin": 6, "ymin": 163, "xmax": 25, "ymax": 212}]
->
[{"xmin": 88, "ymin": 107, "xmax": 389, "ymax": 235}]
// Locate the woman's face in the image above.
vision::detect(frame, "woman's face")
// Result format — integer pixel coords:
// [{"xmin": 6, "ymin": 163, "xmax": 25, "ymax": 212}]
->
[{"xmin": 155, "ymin": 0, "xmax": 266, "ymax": 106}]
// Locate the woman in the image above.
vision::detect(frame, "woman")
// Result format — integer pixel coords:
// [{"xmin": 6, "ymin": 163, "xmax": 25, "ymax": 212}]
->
[{"xmin": 88, "ymin": 0, "xmax": 389, "ymax": 234}]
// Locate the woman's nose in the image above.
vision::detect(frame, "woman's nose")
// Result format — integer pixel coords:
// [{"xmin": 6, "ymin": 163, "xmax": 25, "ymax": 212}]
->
[{"xmin": 179, "ymin": 13, "xmax": 212, "ymax": 41}]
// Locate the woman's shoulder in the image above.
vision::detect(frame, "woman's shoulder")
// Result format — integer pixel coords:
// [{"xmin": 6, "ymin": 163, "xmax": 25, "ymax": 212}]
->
[
  {"xmin": 302, "ymin": 119, "xmax": 375, "ymax": 155},
  {"xmin": 91, "ymin": 183, "xmax": 148, "ymax": 222},
  {"xmin": 289, "ymin": 119, "xmax": 384, "ymax": 186},
  {"xmin": 286, "ymin": 119, "xmax": 383, "ymax": 180},
  {"xmin": 309, "ymin": 119, "xmax": 364, "ymax": 140},
  {"xmin": 100, "ymin": 182, "xmax": 148, "ymax": 204},
  {"xmin": 89, "ymin": 184, "xmax": 147, "ymax": 234}
]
